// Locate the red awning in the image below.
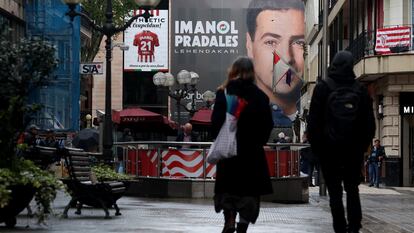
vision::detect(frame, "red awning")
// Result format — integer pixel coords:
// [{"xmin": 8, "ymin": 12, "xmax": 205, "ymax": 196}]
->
[
  {"xmin": 112, "ymin": 108, "xmax": 164, "ymax": 124},
  {"xmin": 190, "ymin": 109, "xmax": 212, "ymax": 126}
]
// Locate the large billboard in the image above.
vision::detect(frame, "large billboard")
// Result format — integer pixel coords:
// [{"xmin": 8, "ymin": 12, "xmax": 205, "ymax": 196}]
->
[
  {"xmin": 171, "ymin": 0, "xmax": 305, "ymax": 127},
  {"xmin": 124, "ymin": 9, "xmax": 169, "ymax": 71}
]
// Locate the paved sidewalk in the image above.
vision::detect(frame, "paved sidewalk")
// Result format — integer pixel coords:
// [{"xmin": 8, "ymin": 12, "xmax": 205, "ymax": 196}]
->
[{"xmin": 2, "ymin": 184, "xmax": 414, "ymax": 233}]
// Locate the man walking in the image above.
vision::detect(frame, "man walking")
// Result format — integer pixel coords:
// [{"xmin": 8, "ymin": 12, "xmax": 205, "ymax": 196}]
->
[
  {"xmin": 367, "ymin": 139, "xmax": 386, "ymax": 188},
  {"xmin": 307, "ymin": 51, "xmax": 375, "ymax": 233}
]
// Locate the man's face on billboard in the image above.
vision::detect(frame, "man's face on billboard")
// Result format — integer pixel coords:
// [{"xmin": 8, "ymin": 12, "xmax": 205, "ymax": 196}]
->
[{"xmin": 246, "ymin": 9, "xmax": 304, "ymax": 111}]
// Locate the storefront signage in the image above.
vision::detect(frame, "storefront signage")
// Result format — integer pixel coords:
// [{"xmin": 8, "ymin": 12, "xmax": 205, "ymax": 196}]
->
[
  {"xmin": 80, "ymin": 62, "xmax": 103, "ymax": 75},
  {"xmin": 400, "ymin": 93, "xmax": 414, "ymax": 115}
]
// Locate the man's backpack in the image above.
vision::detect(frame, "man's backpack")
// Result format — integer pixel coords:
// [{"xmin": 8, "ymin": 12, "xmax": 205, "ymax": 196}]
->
[{"xmin": 324, "ymin": 77, "xmax": 362, "ymax": 145}]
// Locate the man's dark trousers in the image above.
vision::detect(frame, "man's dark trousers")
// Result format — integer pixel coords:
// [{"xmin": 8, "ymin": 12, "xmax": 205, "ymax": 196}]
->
[{"xmin": 320, "ymin": 151, "xmax": 363, "ymax": 233}]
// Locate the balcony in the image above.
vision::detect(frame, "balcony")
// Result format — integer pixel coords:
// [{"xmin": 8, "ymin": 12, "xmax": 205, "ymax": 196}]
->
[
  {"xmin": 329, "ymin": 0, "xmax": 338, "ymax": 12},
  {"xmin": 347, "ymin": 25, "xmax": 414, "ymax": 80}
]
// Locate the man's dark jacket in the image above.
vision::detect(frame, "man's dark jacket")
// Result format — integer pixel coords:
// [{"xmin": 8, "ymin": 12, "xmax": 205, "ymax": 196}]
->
[
  {"xmin": 307, "ymin": 51, "xmax": 375, "ymax": 156},
  {"xmin": 175, "ymin": 132, "xmax": 199, "ymax": 142}
]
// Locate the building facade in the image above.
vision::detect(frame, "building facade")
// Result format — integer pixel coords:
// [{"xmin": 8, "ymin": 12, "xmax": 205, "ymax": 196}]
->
[
  {"xmin": 91, "ymin": 1, "xmax": 170, "ymax": 118},
  {"xmin": 0, "ymin": 0, "xmax": 25, "ymax": 42},
  {"xmin": 304, "ymin": 0, "xmax": 414, "ymax": 186},
  {"xmin": 25, "ymin": 0, "xmax": 81, "ymax": 131}
]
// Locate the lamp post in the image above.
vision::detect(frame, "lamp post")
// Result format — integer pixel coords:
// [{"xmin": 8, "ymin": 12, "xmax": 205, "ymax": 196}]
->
[
  {"xmin": 153, "ymin": 70, "xmax": 200, "ymax": 126},
  {"xmin": 63, "ymin": 0, "xmax": 160, "ymax": 161},
  {"xmin": 85, "ymin": 114, "xmax": 92, "ymax": 128}
]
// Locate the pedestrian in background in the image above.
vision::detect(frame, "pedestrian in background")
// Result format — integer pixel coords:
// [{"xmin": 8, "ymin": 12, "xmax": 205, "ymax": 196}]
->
[
  {"xmin": 23, "ymin": 124, "xmax": 40, "ymax": 147},
  {"xmin": 274, "ymin": 132, "xmax": 287, "ymax": 144},
  {"xmin": 117, "ymin": 128, "xmax": 134, "ymax": 173},
  {"xmin": 39, "ymin": 129, "xmax": 59, "ymax": 148},
  {"xmin": 211, "ymin": 56, "xmax": 273, "ymax": 233},
  {"xmin": 307, "ymin": 51, "xmax": 375, "ymax": 233},
  {"xmin": 367, "ymin": 139, "xmax": 386, "ymax": 188},
  {"xmin": 300, "ymin": 131, "xmax": 319, "ymax": 186},
  {"xmin": 175, "ymin": 122, "xmax": 198, "ymax": 148}
]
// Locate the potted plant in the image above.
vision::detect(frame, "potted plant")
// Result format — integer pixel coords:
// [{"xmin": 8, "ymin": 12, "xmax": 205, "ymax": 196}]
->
[
  {"xmin": 0, "ymin": 29, "xmax": 62, "ymax": 227},
  {"xmin": 91, "ymin": 164, "xmax": 132, "ymax": 182}
]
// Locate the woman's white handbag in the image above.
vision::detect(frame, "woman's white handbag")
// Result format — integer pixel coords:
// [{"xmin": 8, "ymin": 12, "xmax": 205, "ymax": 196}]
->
[{"xmin": 207, "ymin": 112, "xmax": 238, "ymax": 164}]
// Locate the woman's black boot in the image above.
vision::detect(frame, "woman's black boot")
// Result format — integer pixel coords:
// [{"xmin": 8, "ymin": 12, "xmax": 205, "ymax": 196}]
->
[
  {"xmin": 236, "ymin": 223, "xmax": 249, "ymax": 233},
  {"xmin": 222, "ymin": 211, "xmax": 236, "ymax": 233}
]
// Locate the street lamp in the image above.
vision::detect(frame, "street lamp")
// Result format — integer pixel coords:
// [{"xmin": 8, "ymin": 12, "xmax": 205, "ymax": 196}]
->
[
  {"xmin": 153, "ymin": 70, "xmax": 200, "ymax": 125},
  {"xmin": 63, "ymin": 0, "xmax": 160, "ymax": 161},
  {"xmin": 85, "ymin": 114, "xmax": 92, "ymax": 128}
]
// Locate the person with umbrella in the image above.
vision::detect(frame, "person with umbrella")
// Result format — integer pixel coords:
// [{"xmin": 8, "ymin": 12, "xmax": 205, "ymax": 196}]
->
[{"xmin": 72, "ymin": 128, "xmax": 100, "ymax": 152}]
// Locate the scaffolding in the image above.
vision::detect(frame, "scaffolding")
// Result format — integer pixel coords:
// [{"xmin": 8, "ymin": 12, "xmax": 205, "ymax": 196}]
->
[{"xmin": 25, "ymin": 0, "xmax": 80, "ymax": 131}]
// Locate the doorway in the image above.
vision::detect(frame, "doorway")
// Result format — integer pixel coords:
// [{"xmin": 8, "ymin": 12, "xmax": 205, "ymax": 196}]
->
[{"xmin": 402, "ymin": 116, "xmax": 414, "ymax": 186}]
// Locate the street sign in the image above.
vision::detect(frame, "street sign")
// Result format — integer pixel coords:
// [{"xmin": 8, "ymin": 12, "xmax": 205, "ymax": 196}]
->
[{"xmin": 80, "ymin": 62, "xmax": 103, "ymax": 75}]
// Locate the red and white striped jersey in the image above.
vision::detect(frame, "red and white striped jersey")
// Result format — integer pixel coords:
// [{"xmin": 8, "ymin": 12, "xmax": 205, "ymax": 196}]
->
[
  {"xmin": 134, "ymin": 9, "xmax": 160, "ymax": 17},
  {"xmin": 375, "ymin": 26, "xmax": 411, "ymax": 54},
  {"xmin": 133, "ymin": 30, "xmax": 160, "ymax": 63}
]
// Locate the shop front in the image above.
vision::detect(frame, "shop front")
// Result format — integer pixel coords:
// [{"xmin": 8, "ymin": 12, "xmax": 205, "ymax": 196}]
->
[{"xmin": 400, "ymin": 93, "xmax": 414, "ymax": 187}]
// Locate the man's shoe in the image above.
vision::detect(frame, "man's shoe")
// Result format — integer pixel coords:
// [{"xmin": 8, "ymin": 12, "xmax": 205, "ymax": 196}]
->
[{"xmin": 368, "ymin": 184, "xmax": 373, "ymax": 187}]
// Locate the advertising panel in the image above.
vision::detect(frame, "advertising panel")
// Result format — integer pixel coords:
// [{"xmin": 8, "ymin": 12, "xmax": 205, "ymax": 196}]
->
[
  {"xmin": 124, "ymin": 9, "xmax": 169, "ymax": 71},
  {"xmin": 171, "ymin": 0, "xmax": 305, "ymax": 128}
]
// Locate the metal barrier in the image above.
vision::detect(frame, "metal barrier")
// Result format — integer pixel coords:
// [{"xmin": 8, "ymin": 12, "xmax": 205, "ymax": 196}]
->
[{"xmin": 113, "ymin": 141, "xmax": 310, "ymax": 180}]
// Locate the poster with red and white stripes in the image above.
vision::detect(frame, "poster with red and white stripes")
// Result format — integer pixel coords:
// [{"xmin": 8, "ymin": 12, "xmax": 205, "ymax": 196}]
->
[
  {"xmin": 375, "ymin": 26, "xmax": 411, "ymax": 54},
  {"xmin": 124, "ymin": 9, "xmax": 169, "ymax": 71},
  {"xmin": 161, "ymin": 149, "xmax": 216, "ymax": 178}
]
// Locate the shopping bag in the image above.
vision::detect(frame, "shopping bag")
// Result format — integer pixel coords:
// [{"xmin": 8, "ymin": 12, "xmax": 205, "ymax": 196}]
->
[
  {"xmin": 207, "ymin": 112, "xmax": 238, "ymax": 164},
  {"xmin": 207, "ymin": 89, "xmax": 247, "ymax": 164}
]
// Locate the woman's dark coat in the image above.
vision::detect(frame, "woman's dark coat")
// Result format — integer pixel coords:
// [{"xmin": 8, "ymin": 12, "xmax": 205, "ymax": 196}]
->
[{"xmin": 211, "ymin": 79, "xmax": 274, "ymax": 196}]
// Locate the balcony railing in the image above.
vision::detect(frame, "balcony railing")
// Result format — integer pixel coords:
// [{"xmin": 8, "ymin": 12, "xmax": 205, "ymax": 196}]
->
[
  {"xmin": 329, "ymin": 0, "xmax": 338, "ymax": 12},
  {"xmin": 346, "ymin": 25, "xmax": 414, "ymax": 64}
]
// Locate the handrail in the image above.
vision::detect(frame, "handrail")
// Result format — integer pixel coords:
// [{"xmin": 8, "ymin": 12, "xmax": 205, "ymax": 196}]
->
[
  {"xmin": 113, "ymin": 141, "xmax": 310, "ymax": 180},
  {"xmin": 113, "ymin": 141, "xmax": 310, "ymax": 148}
]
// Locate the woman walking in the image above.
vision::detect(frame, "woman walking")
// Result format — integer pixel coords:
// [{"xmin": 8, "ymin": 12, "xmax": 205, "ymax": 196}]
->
[{"xmin": 211, "ymin": 56, "xmax": 274, "ymax": 233}]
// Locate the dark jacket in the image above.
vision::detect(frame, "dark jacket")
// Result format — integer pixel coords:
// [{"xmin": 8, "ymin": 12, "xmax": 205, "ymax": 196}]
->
[
  {"xmin": 211, "ymin": 79, "xmax": 274, "ymax": 196},
  {"xmin": 175, "ymin": 132, "xmax": 199, "ymax": 142},
  {"xmin": 39, "ymin": 138, "xmax": 59, "ymax": 148},
  {"xmin": 368, "ymin": 146, "xmax": 386, "ymax": 163},
  {"xmin": 307, "ymin": 51, "xmax": 375, "ymax": 158},
  {"xmin": 175, "ymin": 131, "xmax": 199, "ymax": 149}
]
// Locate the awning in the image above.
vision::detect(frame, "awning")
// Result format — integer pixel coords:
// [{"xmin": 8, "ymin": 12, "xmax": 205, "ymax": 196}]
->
[
  {"xmin": 113, "ymin": 107, "xmax": 164, "ymax": 124},
  {"xmin": 190, "ymin": 109, "xmax": 212, "ymax": 126}
]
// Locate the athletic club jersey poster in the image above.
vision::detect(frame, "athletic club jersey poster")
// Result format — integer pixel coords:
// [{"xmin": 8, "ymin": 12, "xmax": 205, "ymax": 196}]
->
[{"xmin": 124, "ymin": 9, "xmax": 168, "ymax": 71}]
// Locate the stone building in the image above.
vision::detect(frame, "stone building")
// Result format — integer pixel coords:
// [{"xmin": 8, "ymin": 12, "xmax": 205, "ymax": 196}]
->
[{"xmin": 303, "ymin": 0, "xmax": 414, "ymax": 186}]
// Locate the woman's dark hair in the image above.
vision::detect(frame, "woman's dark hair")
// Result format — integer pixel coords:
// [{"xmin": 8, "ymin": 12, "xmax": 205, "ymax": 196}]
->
[{"xmin": 219, "ymin": 56, "xmax": 255, "ymax": 89}]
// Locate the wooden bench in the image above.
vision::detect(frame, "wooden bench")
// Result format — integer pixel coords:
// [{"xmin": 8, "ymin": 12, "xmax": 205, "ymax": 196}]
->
[
  {"xmin": 60, "ymin": 148, "xmax": 126, "ymax": 219},
  {"xmin": 24, "ymin": 146, "xmax": 59, "ymax": 169}
]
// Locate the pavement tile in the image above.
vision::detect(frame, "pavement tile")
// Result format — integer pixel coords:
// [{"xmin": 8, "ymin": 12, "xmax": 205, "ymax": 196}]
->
[{"xmin": 1, "ymin": 183, "xmax": 413, "ymax": 233}]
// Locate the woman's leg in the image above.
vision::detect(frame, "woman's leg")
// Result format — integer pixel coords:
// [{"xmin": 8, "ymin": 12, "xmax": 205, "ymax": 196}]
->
[
  {"xmin": 222, "ymin": 210, "xmax": 236, "ymax": 233},
  {"xmin": 236, "ymin": 216, "xmax": 249, "ymax": 233}
]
